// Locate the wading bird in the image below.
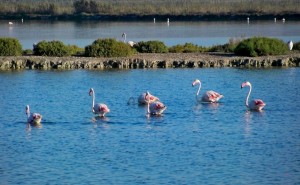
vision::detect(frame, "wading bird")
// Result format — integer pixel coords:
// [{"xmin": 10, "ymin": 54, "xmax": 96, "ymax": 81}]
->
[
  {"xmin": 138, "ymin": 91, "xmax": 160, "ymax": 105},
  {"xmin": 25, "ymin": 105, "xmax": 42, "ymax": 127},
  {"xmin": 288, "ymin": 40, "xmax": 293, "ymax": 50},
  {"xmin": 89, "ymin": 88, "xmax": 110, "ymax": 117},
  {"xmin": 241, "ymin": 81, "xmax": 266, "ymax": 111},
  {"xmin": 145, "ymin": 92, "xmax": 166, "ymax": 115},
  {"xmin": 192, "ymin": 79, "xmax": 223, "ymax": 103}
]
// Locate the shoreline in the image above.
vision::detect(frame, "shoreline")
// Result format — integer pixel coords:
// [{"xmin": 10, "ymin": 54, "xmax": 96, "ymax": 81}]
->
[
  {"xmin": 2, "ymin": 13, "xmax": 300, "ymax": 21},
  {"xmin": 0, "ymin": 53, "xmax": 299, "ymax": 70}
]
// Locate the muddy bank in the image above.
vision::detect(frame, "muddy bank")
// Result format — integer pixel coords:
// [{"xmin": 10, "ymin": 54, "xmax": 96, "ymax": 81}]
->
[{"xmin": 0, "ymin": 53, "xmax": 299, "ymax": 70}]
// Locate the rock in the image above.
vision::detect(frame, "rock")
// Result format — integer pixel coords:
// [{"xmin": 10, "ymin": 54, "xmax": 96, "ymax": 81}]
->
[{"xmin": 0, "ymin": 53, "xmax": 299, "ymax": 70}]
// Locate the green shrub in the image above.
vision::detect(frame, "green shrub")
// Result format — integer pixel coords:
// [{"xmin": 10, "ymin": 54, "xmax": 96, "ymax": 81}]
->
[
  {"xmin": 67, "ymin": 45, "xmax": 84, "ymax": 56},
  {"xmin": 23, "ymin": 49, "xmax": 33, "ymax": 55},
  {"xmin": 293, "ymin": 41, "xmax": 300, "ymax": 50},
  {"xmin": 234, "ymin": 37, "xmax": 288, "ymax": 57},
  {"xmin": 134, "ymin": 40, "xmax": 168, "ymax": 53},
  {"xmin": 209, "ymin": 37, "xmax": 243, "ymax": 52},
  {"xmin": 85, "ymin": 38, "xmax": 134, "ymax": 57},
  {"xmin": 33, "ymin": 40, "xmax": 70, "ymax": 56},
  {"xmin": 0, "ymin": 37, "xmax": 22, "ymax": 56},
  {"xmin": 169, "ymin": 43, "xmax": 207, "ymax": 53}
]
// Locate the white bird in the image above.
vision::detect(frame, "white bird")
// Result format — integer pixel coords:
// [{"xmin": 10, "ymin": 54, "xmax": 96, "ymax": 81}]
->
[
  {"xmin": 89, "ymin": 88, "xmax": 110, "ymax": 117},
  {"xmin": 122, "ymin": 32, "xmax": 136, "ymax": 47},
  {"xmin": 8, "ymin": 22, "xmax": 13, "ymax": 25},
  {"xmin": 241, "ymin": 81, "xmax": 266, "ymax": 111},
  {"xmin": 145, "ymin": 92, "xmax": 166, "ymax": 115},
  {"xmin": 25, "ymin": 105, "xmax": 42, "ymax": 127},
  {"xmin": 288, "ymin": 40, "xmax": 293, "ymax": 50},
  {"xmin": 192, "ymin": 79, "xmax": 223, "ymax": 103}
]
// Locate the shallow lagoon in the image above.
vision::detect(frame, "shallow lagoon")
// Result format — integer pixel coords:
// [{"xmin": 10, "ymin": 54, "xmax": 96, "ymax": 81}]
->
[
  {"xmin": 1, "ymin": 20, "xmax": 299, "ymax": 49},
  {"xmin": 0, "ymin": 68, "xmax": 299, "ymax": 184}
]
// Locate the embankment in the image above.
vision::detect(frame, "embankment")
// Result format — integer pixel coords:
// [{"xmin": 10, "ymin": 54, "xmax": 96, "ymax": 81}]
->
[{"xmin": 0, "ymin": 53, "xmax": 299, "ymax": 70}]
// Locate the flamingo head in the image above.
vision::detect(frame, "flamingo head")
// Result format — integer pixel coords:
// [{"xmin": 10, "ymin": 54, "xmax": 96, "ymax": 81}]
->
[
  {"xmin": 192, "ymin": 79, "xmax": 201, "ymax": 87},
  {"xmin": 241, "ymin": 81, "xmax": 251, "ymax": 89},
  {"xmin": 25, "ymin": 105, "xmax": 30, "ymax": 115},
  {"xmin": 89, "ymin": 88, "xmax": 94, "ymax": 96}
]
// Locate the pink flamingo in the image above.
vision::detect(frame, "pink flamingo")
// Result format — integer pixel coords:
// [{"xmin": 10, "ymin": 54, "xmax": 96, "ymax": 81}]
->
[
  {"xmin": 138, "ymin": 91, "xmax": 160, "ymax": 105},
  {"xmin": 25, "ymin": 105, "xmax": 42, "ymax": 127},
  {"xmin": 192, "ymin": 79, "xmax": 224, "ymax": 103},
  {"xmin": 145, "ymin": 92, "xmax": 166, "ymax": 115},
  {"xmin": 241, "ymin": 81, "xmax": 266, "ymax": 111},
  {"xmin": 89, "ymin": 88, "xmax": 110, "ymax": 117}
]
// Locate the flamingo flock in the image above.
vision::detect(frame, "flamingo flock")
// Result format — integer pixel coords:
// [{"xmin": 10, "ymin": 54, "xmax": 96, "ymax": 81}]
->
[{"xmin": 25, "ymin": 80, "xmax": 266, "ymax": 126}]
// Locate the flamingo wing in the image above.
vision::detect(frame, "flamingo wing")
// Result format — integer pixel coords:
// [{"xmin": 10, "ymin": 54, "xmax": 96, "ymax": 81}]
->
[
  {"xmin": 203, "ymin": 91, "xmax": 223, "ymax": 102},
  {"xmin": 249, "ymin": 99, "xmax": 266, "ymax": 110}
]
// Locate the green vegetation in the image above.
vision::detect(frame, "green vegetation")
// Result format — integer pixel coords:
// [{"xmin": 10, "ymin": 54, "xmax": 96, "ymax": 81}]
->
[
  {"xmin": 1, "ymin": 36, "xmax": 297, "ymax": 57},
  {"xmin": 294, "ymin": 42, "xmax": 300, "ymax": 50},
  {"xmin": 169, "ymin": 43, "xmax": 207, "ymax": 53},
  {"xmin": 85, "ymin": 38, "xmax": 134, "ymax": 57},
  {"xmin": 234, "ymin": 37, "xmax": 288, "ymax": 57},
  {"xmin": 209, "ymin": 38, "xmax": 243, "ymax": 53},
  {"xmin": 0, "ymin": 38, "xmax": 22, "ymax": 56},
  {"xmin": 33, "ymin": 40, "xmax": 70, "ymax": 57},
  {"xmin": 134, "ymin": 41, "xmax": 168, "ymax": 53},
  {"xmin": 0, "ymin": 0, "xmax": 299, "ymax": 18}
]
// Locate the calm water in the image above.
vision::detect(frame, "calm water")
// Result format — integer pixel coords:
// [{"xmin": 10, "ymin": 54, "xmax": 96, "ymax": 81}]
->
[
  {"xmin": 0, "ymin": 68, "xmax": 299, "ymax": 184},
  {"xmin": 0, "ymin": 20, "xmax": 299, "ymax": 49}
]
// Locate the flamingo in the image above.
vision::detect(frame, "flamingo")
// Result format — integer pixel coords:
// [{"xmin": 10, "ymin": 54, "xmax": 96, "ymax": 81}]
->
[
  {"xmin": 25, "ymin": 105, "xmax": 42, "ymax": 127},
  {"xmin": 192, "ymin": 79, "xmax": 224, "ymax": 103},
  {"xmin": 89, "ymin": 88, "xmax": 110, "ymax": 117},
  {"xmin": 138, "ymin": 91, "xmax": 160, "ymax": 105},
  {"xmin": 241, "ymin": 81, "xmax": 266, "ymax": 111},
  {"xmin": 122, "ymin": 32, "xmax": 136, "ymax": 47},
  {"xmin": 145, "ymin": 92, "xmax": 167, "ymax": 115},
  {"xmin": 288, "ymin": 40, "xmax": 293, "ymax": 50}
]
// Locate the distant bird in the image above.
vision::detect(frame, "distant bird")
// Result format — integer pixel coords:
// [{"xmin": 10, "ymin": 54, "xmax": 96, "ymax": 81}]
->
[
  {"xmin": 145, "ymin": 92, "xmax": 167, "ymax": 115},
  {"xmin": 122, "ymin": 32, "xmax": 127, "ymax": 43},
  {"xmin": 138, "ymin": 91, "xmax": 160, "ymax": 105},
  {"xmin": 25, "ymin": 105, "xmax": 42, "ymax": 127},
  {"xmin": 282, "ymin": 18, "xmax": 285, "ymax": 22},
  {"xmin": 127, "ymin": 41, "xmax": 136, "ymax": 47},
  {"xmin": 8, "ymin": 22, "xmax": 13, "ymax": 25},
  {"xmin": 192, "ymin": 79, "xmax": 223, "ymax": 103},
  {"xmin": 241, "ymin": 81, "xmax": 266, "ymax": 111},
  {"xmin": 122, "ymin": 32, "xmax": 136, "ymax": 47},
  {"xmin": 89, "ymin": 88, "xmax": 110, "ymax": 117},
  {"xmin": 288, "ymin": 40, "xmax": 293, "ymax": 50}
]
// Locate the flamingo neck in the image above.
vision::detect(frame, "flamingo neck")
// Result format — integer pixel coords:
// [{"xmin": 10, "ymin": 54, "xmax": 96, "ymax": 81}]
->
[
  {"xmin": 91, "ymin": 90, "xmax": 95, "ymax": 110},
  {"xmin": 196, "ymin": 81, "xmax": 201, "ymax": 97},
  {"xmin": 26, "ymin": 106, "xmax": 30, "ymax": 118},
  {"xmin": 246, "ymin": 84, "xmax": 252, "ymax": 107}
]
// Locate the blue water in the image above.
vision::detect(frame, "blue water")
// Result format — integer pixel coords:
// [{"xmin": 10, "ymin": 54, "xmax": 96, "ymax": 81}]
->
[
  {"xmin": 0, "ymin": 68, "xmax": 299, "ymax": 184},
  {"xmin": 0, "ymin": 20, "xmax": 299, "ymax": 49}
]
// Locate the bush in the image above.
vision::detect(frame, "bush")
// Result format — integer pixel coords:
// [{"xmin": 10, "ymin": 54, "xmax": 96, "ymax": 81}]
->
[
  {"xmin": 169, "ymin": 43, "xmax": 207, "ymax": 53},
  {"xmin": 85, "ymin": 38, "xmax": 134, "ymax": 57},
  {"xmin": 33, "ymin": 40, "xmax": 70, "ymax": 56},
  {"xmin": 234, "ymin": 37, "xmax": 288, "ymax": 57},
  {"xmin": 0, "ymin": 37, "xmax": 22, "ymax": 56},
  {"xmin": 134, "ymin": 40, "xmax": 168, "ymax": 53},
  {"xmin": 293, "ymin": 41, "xmax": 300, "ymax": 50},
  {"xmin": 23, "ymin": 49, "xmax": 33, "ymax": 55},
  {"xmin": 67, "ymin": 45, "xmax": 84, "ymax": 56},
  {"xmin": 209, "ymin": 37, "xmax": 243, "ymax": 52}
]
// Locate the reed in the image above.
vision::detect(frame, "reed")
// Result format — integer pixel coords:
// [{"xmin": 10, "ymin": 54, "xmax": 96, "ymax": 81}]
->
[{"xmin": 0, "ymin": 0, "xmax": 299, "ymax": 17}]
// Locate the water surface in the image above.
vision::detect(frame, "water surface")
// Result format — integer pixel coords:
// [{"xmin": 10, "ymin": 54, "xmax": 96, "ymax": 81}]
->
[
  {"xmin": 0, "ymin": 68, "xmax": 299, "ymax": 184},
  {"xmin": 0, "ymin": 20, "xmax": 299, "ymax": 49}
]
